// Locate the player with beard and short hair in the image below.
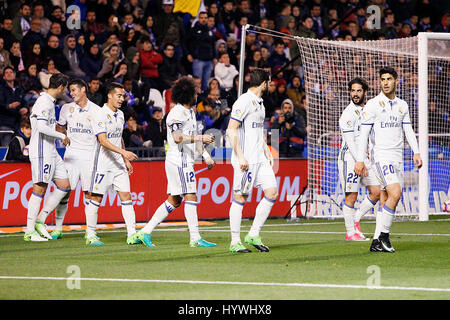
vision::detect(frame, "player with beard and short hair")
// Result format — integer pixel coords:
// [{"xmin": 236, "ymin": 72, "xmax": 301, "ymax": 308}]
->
[
  {"xmin": 338, "ymin": 78, "xmax": 380, "ymax": 241},
  {"xmin": 226, "ymin": 68, "xmax": 278, "ymax": 253}
]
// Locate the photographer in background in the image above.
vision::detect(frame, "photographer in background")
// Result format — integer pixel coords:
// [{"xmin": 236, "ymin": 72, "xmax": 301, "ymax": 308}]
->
[{"xmin": 271, "ymin": 99, "xmax": 307, "ymax": 156}]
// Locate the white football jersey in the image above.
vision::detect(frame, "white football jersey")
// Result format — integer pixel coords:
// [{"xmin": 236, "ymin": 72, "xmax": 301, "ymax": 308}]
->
[
  {"xmin": 230, "ymin": 90, "xmax": 268, "ymax": 165},
  {"xmin": 29, "ymin": 92, "xmax": 59, "ymax": 159},
  {"xmin": 339, "ymin": 101, "xmax": 374, "ymax": 162},
  {"xmin": 91, "ymin": 104, "xmax": 126, "ymax": 171},
  {"xmin": 165, "ymin": 103, "xmax": 198, "ymax": 167},
  {"xmin": 359, "ymin": 92, "xmax": 412, "ymax": 162},
  {"xmin": 58, "ymin": 100, "xmax": 101, "ymax": 160}
]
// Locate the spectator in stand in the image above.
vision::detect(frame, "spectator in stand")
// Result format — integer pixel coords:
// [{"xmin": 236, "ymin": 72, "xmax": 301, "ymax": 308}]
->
[
  {"xmin": 153, "ymin": 0, "xmax": 183, "ymax": 58},
  {"xmin": 44, "ymin": 35, "xmax": 70, "ymax": 73},
  {"xmin": 187, "ymin": 11, "xmax": 216, "ymax": 91},
  {"xmin": 122, "ymin": 28, "xmax": 140, "ymax": 53},
  {"xmin": 62, "ymin": 34, "xmax": 86, "ymax": 79},
  {"xmin": 268, "ymin": 40, "xmax": 289, "ymax": 71},
  {"xmin": 0, "ymin": 36, "xmax": 12, "ymax": 71},
  {"xmin": 221, "ymin": 0, "xmax": 237, "ymax": 35},
  {"xmin": 80, "ymin": 42, "xmax": 103, "ymax": 81},
  {"xmin": 124, "ymin": 46, "xmax": 140, "ymax": 81},
  {"xmin": 24, "ymin": 43, "xmax": 44, "ymax": 72},
  {"xmin": 87, "ymin": 77, "xmax": 104, "ymax": 106},
  {"xmin": 158, "ymin": 43, "xmax": 185, "ymax": 91},
  {"xmin": 139, "ymin": 16, "xmax": 158, "ymax": 49},
  {"xmin": 9, "ymin": 41, "xmax": 25, "ymax": 73},
  {"xmin": 32, "ymin": 3, "xmax": 52, "ymax": 38},
  {"xmin": 122, "ymin": 113, "xmax": 145, "ymax": 148},
  {"xmin": 418, "ymin": 15, "xmax": 432, "ymax": 32},
  {"xmin": 245, "ymin": 49, "xmax": 271, "ymax": 74},
  {"xmin": 226, "ymin": 33, "xmax": 240, "ymax": 68},
  {"xmin": 310, "ymin": 4, "xmax": 325, "ymax": 38},
  {"xmin": 144, "ymin": 106, "xmax": 166, "ymax": 151},
  {"xmin": 286, "ymin": 75, "xmax": 305, "ymax": 114},
  {"xmin": 271, "ymin": 98, "xmax": 307, "ymax": 156},
  {"xmin": 381, "ymin": 10, "xmax": 398, "ymax": 39},
  {"xmin": 0, "ymin": 67, "xmax": 26, "ymax": 145},
  {"xmin": 47, "ymin": 22, "xmax": 65, "ymax": 49},
  {"xmin": 139, "ymin": 37, "xmax": 163, "ymax": 91},
  {"xmin": 0, "ymin": 18, "xmax": 16, "ymax": 52},
  {"xmin": 12, "ymin": 3, "xmax": 31, "ymax": 42},
  {"xmin": 105, "ymin": 14, "xmax": 123, "ymax": 36},
  {"xmin": 38, "ymin": 59, "xmax": 60, "ymax": 89},
  {"xmin": 19, "ymin": 63, "xmax": 42, "ymax": 106},
  {"xmin": 5, "ymin": 118, "xmax": 31, "ymax": 162},
  {"xmin": 83, "ymin": 10, "xmax": 106, "ymax": 40},
  {"xmin": 196, "ymin": 98, "xmax": 219, "ymax": 133},
  {"xmin": 214, "ymin": 52, "xmax": 239, "ymax": 92},
  {"xmin": 113, "ymin": 62, "xmax": 129, "ymax": 84},
  {"xmin": 98, "ymin": 43, "xmax": 124, "ymax": 82},
  {"xmin": 21, "ymin": 17, "xmax": 45, "ymax": 54},
  {"xmin": 262, "ymin": 80, "xmax": 278, "ymax": 118},
  {"xmin": 398, "ymin": 23, "xmax": 412, "ymax": 38}
]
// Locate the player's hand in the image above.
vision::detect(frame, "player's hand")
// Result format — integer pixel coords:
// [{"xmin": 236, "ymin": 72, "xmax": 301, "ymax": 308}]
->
[
  {"xmin": 205, "ymin": 157, "xmax": 215, "ymax": 170},
  {"xmin": 413, "ymin": 153, "xmax": 423, "ymax": 169},
  {"xmin": 239, "ymin": 156, "xmax": 249, "ymax": 171},
  {"xmin": 62, "ymin": 136, "xmax": 70, "ymax": 146},
  {"xmin": 354, "ymin": 161, "xmax": 367, "ymax": 177},
  {"xmin": 265, "ymin": 149, "xmax": 274, "ymax": 167},
  {"xmin": 123, "ymin": 150, "xmax": 138, "ymax": 161},
  {"xmin": 201, "ymin": 135, "xmax": 215, "ymax": 145},
  {"xmin": 125, "ymin": 160, "xmax": 133, "ymax": 175}
]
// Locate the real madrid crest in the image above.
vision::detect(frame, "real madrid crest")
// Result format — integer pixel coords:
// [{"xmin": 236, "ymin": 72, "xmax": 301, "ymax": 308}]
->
[
  {"xmin": 355, "ymin": 110, "xmax": 360, "ymax": 116},
  {"xmin": 379, "ymin": 101, "xmax": 385, "ymax": 108},
  {"xmin": 70, "ymin": 106, "xmax": 75, "ymax": 113},
  {"xmin": 398, "ymin": 106, "xmax": 403, "ymax": 114},
  {"xmin": 107, "ymin": 114, "xmax": 112, "ymax": 120}
]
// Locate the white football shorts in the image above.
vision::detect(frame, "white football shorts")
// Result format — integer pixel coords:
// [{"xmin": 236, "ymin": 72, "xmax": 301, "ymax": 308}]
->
[
  {"xmin": 64, "ymin": 151, "xmax": 94, "ymax": 191},
  {"xmin": 373, "ymin": 160, "xmax": 404, "ymax": 189},
  {"xmin": 165, "ymin": 161, "xmax": 197, "ymax": 196},
  {"xmin": 89, "ymin": 168, "xmax": 130, "ymax": 195},
  {"xmin": 31, "ymin": 155, "xmax": 68, "ymax": 184},
  {"xmin": 339, "ymin": 158, "xmax": 379, "ymax": 193},
  {"xmin": 232, "ymin": 161, "xmax": 277, "ymax": 196}
]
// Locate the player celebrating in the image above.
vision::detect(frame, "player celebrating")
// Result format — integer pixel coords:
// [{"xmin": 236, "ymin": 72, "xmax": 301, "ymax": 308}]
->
[
  {"xmin": 226, "ymin": 69, "xmax": 278, "ymax": 253},
  {"xmin": 24, "ymin": 73, "xmax": 71, "ymax": 242},
  {"xmin": 87, "ymin": 82, "xmax": 139, "ymax": 245},
  {"xmin": 338, "ymin": 78, "xmax": 380, "ymax": 241},
  {"xmin": 355, "ymin": 67, "xmax": 422, "ymax": 253},
  {"xmin": 44, "ymin": 78, "xmax": 101, "ymax": 240},
  {"xmin": 135, "ymin": 76, "xmax": 217, "ymax": 248}
]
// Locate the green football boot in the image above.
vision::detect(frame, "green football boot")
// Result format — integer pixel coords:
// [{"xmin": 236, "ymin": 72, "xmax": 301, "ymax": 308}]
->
[{"xmin": 244, "ymin": 234, "xmax": 270, "ymax": 252}]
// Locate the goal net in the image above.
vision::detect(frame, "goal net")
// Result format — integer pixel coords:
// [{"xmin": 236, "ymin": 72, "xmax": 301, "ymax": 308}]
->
[{"xmin": 294, "ymin": 35, "xmax": 450, "ymax": 219}]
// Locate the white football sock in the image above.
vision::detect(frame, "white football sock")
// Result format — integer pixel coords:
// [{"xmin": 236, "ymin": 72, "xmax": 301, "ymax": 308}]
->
[
  {"xmin": 373, "ymin": 208, "xmax": 384, "ymax": 239},
  {"xmin": 248, "ymin": 196, "xmax": 275, "ymax": 237},
  {"xmin": 26, "ymin": 192, "xmax": 43, "ymax": 233},
  {"xmin": 380, "ymin": 205, "xmax": 395, "ymax": 234},
  {"xmin": 37, "ymin": 187, "xmax": 70, "ymax": 223},
  {"xmin": 121, "ymin": 200, "xmax": 136, "ymax": 237},
  {"xmin": 355, "ymin": 195, "xmax": 377, "ymax": 222},
  {"xmin": 184, "ymin": 201, "xmax": 201, "ymax": 242},
  {"xmin": 141, "ymin": 200, "xmax": 176, "ymax": 234},
  {"xmin": 85, "ymin": 200, "xmax": 100, "ymax": 238},
  {"xmin": 229, "ymin": 200, "xmax": 244, "ymax": 244},
  {"xmin": 342, "ymin": 203, "xmax": 355, "ymax": 235},
  {"xmin": 54, "ymin": 194, "xmax": 70, "ymax": 231}
]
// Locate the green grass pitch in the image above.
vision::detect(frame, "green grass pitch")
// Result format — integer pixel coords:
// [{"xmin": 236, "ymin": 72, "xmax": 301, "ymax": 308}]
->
[{"xmin": 0, "ymin": 216, "xmax": 449, "ymax": 300}]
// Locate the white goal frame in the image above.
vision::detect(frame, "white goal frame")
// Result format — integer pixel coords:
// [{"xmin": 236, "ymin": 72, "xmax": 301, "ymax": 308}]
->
[
  {"xmin": 418, "ymin": 32, "xmax": 450, "ymax": 221},
  {"xmin": 238, "ymin": 25, "xmax": 449, "ymax": 221}
]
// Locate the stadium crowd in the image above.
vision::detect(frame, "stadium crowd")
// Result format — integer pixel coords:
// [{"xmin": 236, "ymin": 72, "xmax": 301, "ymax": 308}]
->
[{"xmin": 0, "ymin": 0, "xmax": 449, "ymax": 160}]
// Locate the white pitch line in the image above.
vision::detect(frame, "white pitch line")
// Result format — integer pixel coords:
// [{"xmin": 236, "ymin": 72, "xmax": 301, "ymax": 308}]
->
[{"xmin": 0, "ymin": 276, "xmax": 449, "ymax": 293}]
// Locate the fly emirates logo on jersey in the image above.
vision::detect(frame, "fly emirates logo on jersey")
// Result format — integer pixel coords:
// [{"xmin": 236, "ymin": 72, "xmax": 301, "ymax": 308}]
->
[{"xmin": 380, "ymin": 115, "xmax": 401, "ymax": 128}]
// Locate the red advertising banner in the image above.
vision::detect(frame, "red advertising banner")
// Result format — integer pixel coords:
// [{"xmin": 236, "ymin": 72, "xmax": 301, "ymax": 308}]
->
[{"xmin": 0, "ymin": 159, "xmax": 307, "ymax": 226}]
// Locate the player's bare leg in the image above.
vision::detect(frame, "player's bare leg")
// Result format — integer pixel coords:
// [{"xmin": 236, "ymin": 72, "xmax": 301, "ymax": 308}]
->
[{"xmin": 245, "ymin": 187, "xmax": 278, "ymax": 251}]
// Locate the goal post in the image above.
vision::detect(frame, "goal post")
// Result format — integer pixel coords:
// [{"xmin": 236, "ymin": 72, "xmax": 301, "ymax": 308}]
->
[
  {"xmin": 418, "ymin": 32, "xmax": 450, "ymax": 221},
  {"xmin": 236, "ymin": 25, "xmax": 449, "ymax": 221}
]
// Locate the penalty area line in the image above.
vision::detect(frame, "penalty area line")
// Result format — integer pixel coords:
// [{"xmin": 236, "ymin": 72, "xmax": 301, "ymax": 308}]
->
[{"xmin": 0, "ymin": 276, "xmax": 449, "ymax": 293}]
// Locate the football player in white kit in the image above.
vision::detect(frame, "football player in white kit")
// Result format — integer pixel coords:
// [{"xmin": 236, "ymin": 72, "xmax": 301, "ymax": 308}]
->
[
  {"xmin": 226, "ymin": 69, "xmax": 278, "ymax": 253},
  {"xmin": 338, "ymin": 78, "xmax": 380, "ymax": 241},
  {"xmin": 24, "ymin": 74, "xmax": 72, "ymax": 242},
  {"xmin": 45, "ymin": 78, "xmax": 101, "ymax": 240},
  {"xmin": 87, "ymin": 82, "xmax": 139, "ymax": 245},
  {"xmin": 355, "ymin": 67, "xmax": 422, "ymax": 253},
  {"xmin": 136, "ymin": 76, "xmax": 217, "ymax": 247}
]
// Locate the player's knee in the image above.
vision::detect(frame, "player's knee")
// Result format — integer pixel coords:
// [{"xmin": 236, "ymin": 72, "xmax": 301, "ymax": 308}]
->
[
  {"xmin": 168, "ymin": 195, "xmax": 182, "ymax": 208},
  {"xmin": 264, "ymin": 189, "xmax": 278, "ymax": 201},
  {"xmin": 388, "ymin": 187, "xmax": 402, "ymax": 202},
  {"xmin": 233, "ymin": 194, "xmax": 247, "ymax": 204}
]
